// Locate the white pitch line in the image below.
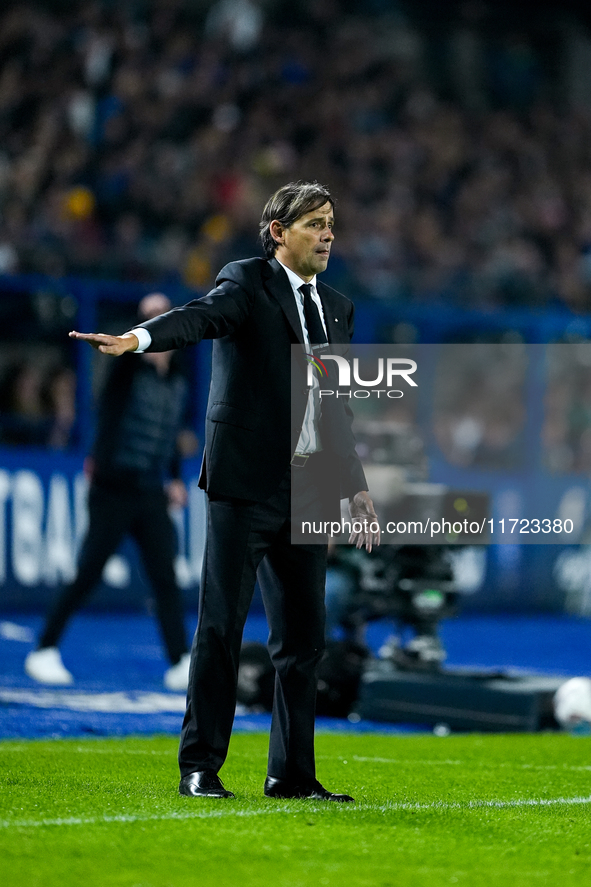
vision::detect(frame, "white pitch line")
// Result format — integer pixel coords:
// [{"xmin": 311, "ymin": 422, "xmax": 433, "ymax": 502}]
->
[
  {"xmin": 2, "ymin": 795, "xmax": 591, "ymax": 830},
  {"xmin": 0, "ymin": 807, "xmax": 284, "ymax": 830}
]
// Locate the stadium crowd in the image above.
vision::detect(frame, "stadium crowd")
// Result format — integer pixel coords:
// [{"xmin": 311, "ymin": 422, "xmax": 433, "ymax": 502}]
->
[{"xmin": 1, "ymin": 0, "xmax": 591, "ymax": 311}]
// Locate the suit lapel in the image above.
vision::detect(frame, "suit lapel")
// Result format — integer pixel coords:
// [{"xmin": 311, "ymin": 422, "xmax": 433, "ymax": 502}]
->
[
  {"xmin": 264, "ymin": 259, "xmax": 343, "ymax": 346},
  {"xmin": 264, "ymin": 258, "xmax": 304, "ymax": 344}
]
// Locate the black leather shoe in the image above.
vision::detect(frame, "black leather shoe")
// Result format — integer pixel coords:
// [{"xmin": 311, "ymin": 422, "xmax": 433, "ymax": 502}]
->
[
  {"xmin": 263, "ymin": 776, "xmax": 354, "ymax": 802},
  {"xmin": 179, "ymin": 770, "xmax": 235, "ymax": 798}
]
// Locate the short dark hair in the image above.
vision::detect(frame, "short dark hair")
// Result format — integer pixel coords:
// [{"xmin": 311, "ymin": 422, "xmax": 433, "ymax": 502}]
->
[{"xmin": 259, "ymin": 181, "xmax": 334, "ymax": 258}]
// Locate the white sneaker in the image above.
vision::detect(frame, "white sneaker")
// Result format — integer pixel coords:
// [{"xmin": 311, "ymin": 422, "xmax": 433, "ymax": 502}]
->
[
  {"xmin": 24, "ymin": 647, "xmax": 74, "ymax": 685},
  {"xmin": 163, "ymin": 652, "xmax": 191, "ymax": 692}
]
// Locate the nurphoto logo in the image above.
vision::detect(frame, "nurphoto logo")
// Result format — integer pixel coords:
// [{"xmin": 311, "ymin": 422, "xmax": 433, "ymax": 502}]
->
[{"xmin": 306, "ymin": 354, "xmax": 418, "ymax": 399}]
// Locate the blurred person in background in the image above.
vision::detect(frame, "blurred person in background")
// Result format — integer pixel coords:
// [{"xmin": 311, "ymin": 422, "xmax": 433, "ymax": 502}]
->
[
  {"xmin": 24, "ymin": 293, "xmax": 195, "ymax": 691},
  {"xmin": 42, "ymin": 363, "xmax": 78, "ymax": 450},
  {"xmin": 0, "ymin": 359, "xmax": 78, "ymax": 450}
]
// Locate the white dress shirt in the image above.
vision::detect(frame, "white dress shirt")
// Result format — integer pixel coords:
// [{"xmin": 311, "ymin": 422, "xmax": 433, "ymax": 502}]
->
[{"xmin": 275, "ymin": 260, "xmax": 327, "ymax": 455}]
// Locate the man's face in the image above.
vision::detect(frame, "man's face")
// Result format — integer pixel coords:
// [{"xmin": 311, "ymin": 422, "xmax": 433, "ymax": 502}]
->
[{"xmin": 272, "ymin": 201, "xmax": 334, "ymax": 282}]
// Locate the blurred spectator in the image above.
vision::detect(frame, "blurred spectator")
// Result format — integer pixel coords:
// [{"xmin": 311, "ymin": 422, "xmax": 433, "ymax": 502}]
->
[
  {"xmin": 205, "ymin": 0, "xmax": 264, "ymax": 53},
  {"xmin": 432, "ymin": 344, "xmax": 527, "ymax": 470},
  {"xmin": 0, "ymin": 360, "xmax": 49, "ymax": 446},
  {"xmin": 0, "ymin": 358, "xmax": 78, "ymax": 449},
  {"xmin": 543, "ymin": 346, "xmax": 591, "ymax": 474},
  {"xmin": 42, "ymin": 363, "xmax": 77, "ymax": 450},
  {"xmin": 0, "ymin": 231, "xmax": 18, "ymax": 273}
]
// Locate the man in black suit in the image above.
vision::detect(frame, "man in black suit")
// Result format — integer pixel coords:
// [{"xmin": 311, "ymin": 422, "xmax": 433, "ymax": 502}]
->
[{"xmin": 70, "ymin": 181, "xmax": 379, "ymax": 802}]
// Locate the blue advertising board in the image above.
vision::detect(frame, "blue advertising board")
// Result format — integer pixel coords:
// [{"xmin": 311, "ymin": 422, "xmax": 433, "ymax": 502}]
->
[{"xmin": 0, "ymin": 444, "xmax": 588, "ymax": 616}]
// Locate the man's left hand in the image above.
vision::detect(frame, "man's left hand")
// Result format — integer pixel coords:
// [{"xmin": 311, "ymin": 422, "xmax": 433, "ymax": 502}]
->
[{"xmin": 348, "ymin": 491, "xmax": 380, "ymax": 552}]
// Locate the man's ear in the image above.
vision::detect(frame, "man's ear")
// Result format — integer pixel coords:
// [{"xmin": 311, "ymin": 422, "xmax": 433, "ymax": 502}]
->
[{"xmin": 269, "ymin": 219, "xmax": 284, "ymax": 246}]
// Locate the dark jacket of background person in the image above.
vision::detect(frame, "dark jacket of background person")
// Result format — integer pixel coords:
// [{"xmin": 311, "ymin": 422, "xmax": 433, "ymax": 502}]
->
[{"xmin": 90, "ymin": 352, "xmax": 188, "ymax": 491}]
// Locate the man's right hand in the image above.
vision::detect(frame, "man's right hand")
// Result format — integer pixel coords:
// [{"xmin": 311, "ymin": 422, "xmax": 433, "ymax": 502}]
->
[{"xmin": 69, "ymin": 331, "xmax": 139, "ymax": 355}]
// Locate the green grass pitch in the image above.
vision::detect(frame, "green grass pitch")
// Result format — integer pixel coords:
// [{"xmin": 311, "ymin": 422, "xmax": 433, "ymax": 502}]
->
[{"xmin": 2, "ymin": 731, "xmax": 591, "ymax": 887}]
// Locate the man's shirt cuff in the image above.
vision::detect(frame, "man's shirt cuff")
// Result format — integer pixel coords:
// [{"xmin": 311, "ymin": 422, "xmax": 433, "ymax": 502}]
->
[{"xmin": 131, "ymin": 327, "xmax": 152, "ymax": 353}]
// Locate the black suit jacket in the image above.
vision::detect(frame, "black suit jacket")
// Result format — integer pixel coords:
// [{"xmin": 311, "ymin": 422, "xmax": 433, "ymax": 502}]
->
[{"xmin": 139, "ymin": 257, "xmax": 367, "ymax": 503}]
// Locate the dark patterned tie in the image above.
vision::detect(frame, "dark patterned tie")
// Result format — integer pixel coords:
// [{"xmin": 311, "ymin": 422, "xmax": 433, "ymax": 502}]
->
[{"xmin": 299, "ymin": 284, "xmax": 327, "ymax": 347}]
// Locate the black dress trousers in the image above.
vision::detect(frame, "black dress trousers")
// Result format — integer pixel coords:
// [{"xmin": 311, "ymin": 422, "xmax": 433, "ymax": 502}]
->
[{"xmin": 178, "ymin": 463, "xmax": 328, "ymax": 784}]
